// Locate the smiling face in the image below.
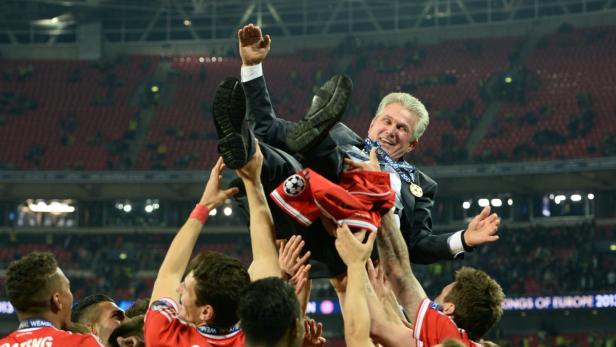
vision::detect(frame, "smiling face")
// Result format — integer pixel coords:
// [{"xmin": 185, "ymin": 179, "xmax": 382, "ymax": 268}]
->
[
  {"xmin": 367, "ymin": 102, "xmax": 418, "ymax": 160},
  {"xmin": 93, "ymin": 301, "xmax": 126, "ymax": 345}
]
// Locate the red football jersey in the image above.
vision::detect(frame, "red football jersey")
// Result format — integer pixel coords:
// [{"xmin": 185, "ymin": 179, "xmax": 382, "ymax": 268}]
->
[
  {"xmin": 144, "ymin": 298, "xmax": 245, "ymax": 347},
  {"xmin": 270, "ymin": 168, "xmax": 394, "ymax": 232},
  {"xmin": 0, "ymin": 324, "xmax": 103, "ymax": 347},
  {"xmin": 414, "ymin": 298, "xmax": 483, "ymax": 347}
]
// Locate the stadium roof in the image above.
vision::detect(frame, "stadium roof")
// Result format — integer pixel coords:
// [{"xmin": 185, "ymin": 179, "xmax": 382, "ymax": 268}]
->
[{"xmin": 1, "ymin": 0, "xmax": 615, "ymax": 44}]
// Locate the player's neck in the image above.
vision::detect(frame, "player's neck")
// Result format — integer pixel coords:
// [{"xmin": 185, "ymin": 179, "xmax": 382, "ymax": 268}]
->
[{"xmin": 17, "ymin": 312, "xmax": 64, "ymax": 329}]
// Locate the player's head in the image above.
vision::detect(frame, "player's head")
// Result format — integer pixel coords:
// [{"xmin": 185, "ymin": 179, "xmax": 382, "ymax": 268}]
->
[
  {"xmin": 367, "ymin": 92, "xmax": 429, "ymax": 160},
  {"xmin": 178, "ymin": 251, "xmax": 250, "ymax": 328},
  {"xmin": 108, "ymin": 314, "xmax": 145, "ymax": 347},
  {"xmin": 238, "ymin": 277, "xmax": 304, "ymax": 347},
  {"xmin": 5, "ymin": 252, "xmax": 73, "ymax": 328},
  {"xmin": 435, "ymin": 267, "xmax": 504, "ymax": 340},
  {"xmin": 72, "ymin": 293, "xmax": 126, "ymax": 344},
  {"xmin": 124, "ymin": 298, "xmax": 150, "ymax": 318}
]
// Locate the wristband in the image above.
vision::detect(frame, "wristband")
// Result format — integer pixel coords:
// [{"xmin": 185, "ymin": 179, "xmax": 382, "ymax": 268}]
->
[{"xmin": 189, "ymin": 203, "xmax": 210, "ymax": 224}]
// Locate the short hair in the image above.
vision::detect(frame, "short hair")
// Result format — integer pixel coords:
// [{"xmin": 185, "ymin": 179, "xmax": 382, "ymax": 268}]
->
[
  {"xmin": 238, "ymin": 277, "xmax": 300, "ymax": 345},
  {"xmin": 71, "ymin": 294, "xmax": 115, "ymax": 323},
  {"xmin": 108, "ymin": 314, "xmax": 144, "ymax": 347},
  {"xmin": 445, "ymin": 267, "xmax": 504, "ymax": 340},
  {"xmin": 375, "ymin": 92, "xmax": 430, "ymax": 141},
  {"xmin": 187, "ymin": 251, "xmax": 250, "ymax": 328},
  {"xmin": 5, "ymin": 252, "xmax": 60, "ymax": 314},
  {"xmin": 125, "ymin": 298, "xmax": 150, "ymax": 318}
]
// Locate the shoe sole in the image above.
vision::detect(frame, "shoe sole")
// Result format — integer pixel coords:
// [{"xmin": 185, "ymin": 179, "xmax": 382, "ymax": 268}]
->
[
  {"xmin": 212, "ymin": 78, "xmax": 250, "ymax": 169},
  {"xmin": 287, "ymin": 76, "xmax": 352, "ymax": 152}
]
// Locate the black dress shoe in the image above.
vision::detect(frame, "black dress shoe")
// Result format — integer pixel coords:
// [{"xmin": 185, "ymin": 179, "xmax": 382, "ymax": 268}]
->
[
  {"xmin": 286, "ymin": 74, "xmax": 353, "ymax": 153},
  {"xmin": 212, "ymin": 77, "xmax": 255, "ymax": 169}
]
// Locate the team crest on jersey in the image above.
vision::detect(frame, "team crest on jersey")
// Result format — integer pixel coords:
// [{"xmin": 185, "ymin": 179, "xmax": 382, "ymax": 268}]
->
[{"xmin": 283, "ymin": 175, "xmax": 306, "ymax": 196}]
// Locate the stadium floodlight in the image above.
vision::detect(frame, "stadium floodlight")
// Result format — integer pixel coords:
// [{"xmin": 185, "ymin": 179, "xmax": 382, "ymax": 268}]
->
[
  {"xmin": 209, "ymin": 208, "xmax": 217, "ymax": 216},
  {"xmin": 491, "ymin": 199, "xmax": 502, "ymax": 207},
  {"xmin": 223, "ymin": 207, "xmax": 232, "ymax": 216},
  {"xmin": 199, "ymin": 57, "xmax": 205, "ymax": 63},
  {"xmin": 462, "ymin": 201, "xmax": 471, "ymax": 209},
  {"xmin": 183, "ymin": 19, "xmax": 192, "ymax": 26},
  {"xmin": 588, "ymin": 193, "xmax": 595, "ymax": 200},
  {"xmin": 507, "ymin": 198, "xmax": 513, "ymax": 206},
  {"xmin": 145, "ymin": 205, "xmax": 154, "ymax": 213},
  {"xmin": 549, "ymin": 194, "xmax": 555, "ymax": 200},
  {"xmin": 123, "ymin": 204, "xmax": 132, "ymax": 213},
  {"xmin": 570, "ymin": 194, "xmax": 582, "ymax": 202},
  {"xmin": 478, "ymin": 199, "xmax": 489, "ymax": 207},
  {"xmin": 554, "ymin": 195, "xmax": 566, "ymax": 204},
  {"xmin": 542, "ymin": 208, "xmax": 551, "ymax": 217},
  {"xmin": 28, "ymin": 200, "xmax": 75, "ymax": 213}
]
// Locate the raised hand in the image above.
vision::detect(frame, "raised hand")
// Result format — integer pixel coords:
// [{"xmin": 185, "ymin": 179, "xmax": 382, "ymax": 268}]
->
[
  {"xmin": 303, "ymin": 318, "xmax": 326, "ymax": 347},
  {"xmin": 344, "ymin": 148, "xmax": 380, "ymax": 172},
  {"xmin": 238, "ymin": 23, "xmax": 271, "ymax": 66},
  {"xmin": 279, "ymin": 235, "xmax": 312, "ymax": 279},
  {"xmin": 200, "ymin": 157, "xmax": 240, "ymax": 210},
  {"xmin": 334, "ymin": 224, "xmax": 377, "ymax": 267},
  {"xmin": 463, "ymin": 206, "xmax": 501, "ymax": 247}
]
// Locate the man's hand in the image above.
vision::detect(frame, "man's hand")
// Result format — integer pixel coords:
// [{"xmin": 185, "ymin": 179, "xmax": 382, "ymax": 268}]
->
[
  {"xmin": 289, "ymin": 263, "xmax": 311, "ymax": 296},
  {"xmin": 344, "ymin": 148, "xmax": 380, "ymax": 172},
  {"xmin": 200, "ymin": 157, "xmax": 240, "ymax": 210},
  {"xmin": 236, "ymin": 142, "xmax": 263, "ymax": 183},
  {"xmin": 335, "ymin": 224, "xmax": 377, "ymax": 267},
  {"xmin": 463, "ymin": 206, "xmax": 501, "ymax": 247},
  {"xmin": 238, "ymin": 23, "xmax": 271, "ymax": 66},
  {"xmin": 279, "ymin": 235, "xmax": 312, "ymax": 279},
  {"xmin": 302, "ymin": 318, "xmax": 326, "ymax": 347}
]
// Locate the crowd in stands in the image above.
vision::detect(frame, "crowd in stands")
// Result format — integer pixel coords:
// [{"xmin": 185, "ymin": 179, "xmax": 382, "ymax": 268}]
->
[
  {"xmin": 0, "ymin": 24, "xmax": 614, "ymax": 169},
  {"xmin": 0, "ymin": 23, "xmax": 615, "ymax": 347}
]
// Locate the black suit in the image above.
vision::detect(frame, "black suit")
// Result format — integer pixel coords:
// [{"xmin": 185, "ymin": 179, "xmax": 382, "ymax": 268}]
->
[{"xmin": 241, "ymin": 76, "xmax": 457, "ymax": 277}]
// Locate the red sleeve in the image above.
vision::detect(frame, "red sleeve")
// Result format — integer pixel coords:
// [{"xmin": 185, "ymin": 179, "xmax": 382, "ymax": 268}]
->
[
  {"xmin": 144, "ymin": 298, "xmax": 184, "ymax": 346},
  {"xmin": 414, "ymin": 298, "xmax": 478, "ymax": 346}
]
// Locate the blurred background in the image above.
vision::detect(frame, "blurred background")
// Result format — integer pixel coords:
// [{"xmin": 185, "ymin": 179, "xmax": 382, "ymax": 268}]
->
[{"xmin": 0, "ymin": 0, "xmax": 615, "ymax": 345}]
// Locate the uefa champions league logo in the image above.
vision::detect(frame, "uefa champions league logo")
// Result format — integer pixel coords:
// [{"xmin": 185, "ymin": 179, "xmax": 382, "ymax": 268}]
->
[{"xmin": 283, "ymin": 175, "xmax": 306, "ymax": 196}]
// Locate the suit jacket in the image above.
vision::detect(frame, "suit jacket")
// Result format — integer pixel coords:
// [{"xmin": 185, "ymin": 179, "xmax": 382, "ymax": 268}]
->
[{"xmin": 241, "ymin": 76, "xmax": 456, "ymax": 276}]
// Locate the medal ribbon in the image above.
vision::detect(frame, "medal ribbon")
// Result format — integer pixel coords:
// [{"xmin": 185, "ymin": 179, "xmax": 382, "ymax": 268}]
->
[{"xmin": 363, "ymin": 138, "xmax": 416, "ymax": 184}]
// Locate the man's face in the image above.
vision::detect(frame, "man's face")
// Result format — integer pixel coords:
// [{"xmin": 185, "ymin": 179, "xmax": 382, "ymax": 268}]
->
[
  {"xmin": 94, "ymin": 301, "xmax": 126, "ymax": 345},
  {"xmin": 435, "ymin": 281, "xmax": 456, "ymax": 306},
  {"xmin": 56, "ymin": 268, "xmax": 74, "ymax": 328},
  {"xmin": 177, "ymin": 271, "xmax": 205, "ymax": 325},
  {"xmin": 367, "ymin": 102, "xmax": 418, "ymax": 160}
]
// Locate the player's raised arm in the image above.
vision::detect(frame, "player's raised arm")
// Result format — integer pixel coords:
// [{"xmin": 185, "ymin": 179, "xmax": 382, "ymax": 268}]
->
[
  {"xmin": 334, "ymin": 224, "xmax": 378, "ymax": 347},
  {"xmin": 377, "ymin": 210, "xmax": 428, "ymax": 328},
  {"xmin": 236, "ymin": 144, "xmax": 281, "ymax": 280},
  {"xmin": 150, "ymin": 158, "xmax": 239, "ymax": 305}
]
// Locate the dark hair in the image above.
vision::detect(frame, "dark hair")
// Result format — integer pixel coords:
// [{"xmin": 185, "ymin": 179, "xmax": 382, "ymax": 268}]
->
[
  {"xmin": 445, "ymin": 267, "xmax": 504, "ymax": 340},
  {"xmin": 125, "ymin": 298, "xmax": 150, "ymax": 318},
  {"xmin": 108, "ymin": 315, "xmax": 145, "ymax": 347},
  {"xmin": 187, "ymin": 251, "xmax": 250, "ymax": 328},
  {"xmin": 6, "ymin": 252, "xmax": 59, "ymax": 314},
  {"xmin": 238, "ymin": 277, "xmax": 300, "ymax": 345},
  {"xmin": 72, "ymin": 294, "xmax": 115, "ymax": 323}
]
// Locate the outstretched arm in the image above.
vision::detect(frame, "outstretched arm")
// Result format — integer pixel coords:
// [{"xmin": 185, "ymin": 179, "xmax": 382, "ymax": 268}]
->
[
  {"xmin": 377, "ymin": 210, "xmax": 427, "ymax": 328},
  {"xmin": 334, "ymin": 225, "xmax": 378, "ymax": 347},
  {"xmin": 150, "ymin": 158, "xmax": 239, "ymax": 305},
  {"xmin": 237, "ymin": 144, "xmax": 280, "ymax": 281}
]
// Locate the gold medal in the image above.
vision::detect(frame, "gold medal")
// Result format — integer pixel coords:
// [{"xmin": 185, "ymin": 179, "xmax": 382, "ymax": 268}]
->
[{"xmin": 409, "ymin": 183, "xmax": 423, "ymax": 198}]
